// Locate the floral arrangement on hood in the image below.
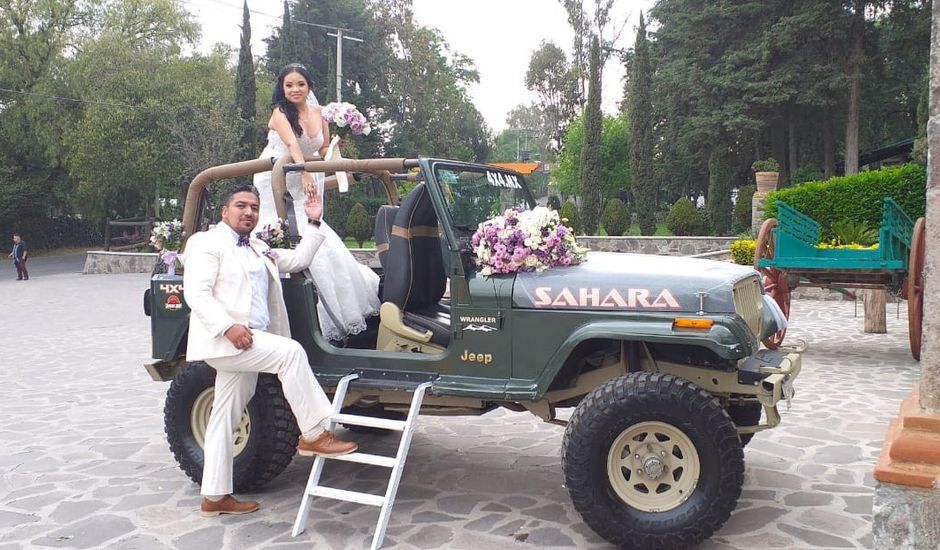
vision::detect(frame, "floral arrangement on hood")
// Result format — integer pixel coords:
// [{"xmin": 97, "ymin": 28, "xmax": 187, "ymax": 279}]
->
[
  {"xmin": 471, "ymin": 206, "xmax": 588, "ymax": 277},
  {"xmin": 321, "ymin": 102, "xmax": 371, "ymax": 138}
]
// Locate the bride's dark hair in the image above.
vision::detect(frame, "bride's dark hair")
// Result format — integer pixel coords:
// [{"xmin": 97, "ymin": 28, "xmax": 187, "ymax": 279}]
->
[{"xmin": 271, "ymin": 63, "xmax": 315, "ymax": 137}]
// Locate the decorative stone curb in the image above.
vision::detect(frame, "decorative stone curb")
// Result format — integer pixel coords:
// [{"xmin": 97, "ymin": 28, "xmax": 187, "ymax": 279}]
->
[{"xmin": 83, "ymin": 250, "xmax": 159, "ymax": 274}]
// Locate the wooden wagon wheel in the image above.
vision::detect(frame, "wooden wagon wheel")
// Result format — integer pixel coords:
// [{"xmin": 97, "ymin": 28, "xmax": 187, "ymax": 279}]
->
[
  {"xmin": 755, "ymin": 218, "xmax": 791, "ymax": 349},
  {"xmin": 908, "ymin": 217, "xmax": 925, "ymax": 361}
]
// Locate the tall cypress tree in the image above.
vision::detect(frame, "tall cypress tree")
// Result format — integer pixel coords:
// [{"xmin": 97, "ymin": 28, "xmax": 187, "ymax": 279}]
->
[
  {"xmin": 278, "ymin": 0, "xmax": 295, "ymax": 69},
  {"xmin": 579, "ymin": 35, "xmax": 602, "ymax": 235},
  {"xmin": 235, "ymin": 0, "xmax": 257, "ymax": 162},
  {"xmin": 628, "ymin": 12, "xmax": 655, "ymax": 235}
]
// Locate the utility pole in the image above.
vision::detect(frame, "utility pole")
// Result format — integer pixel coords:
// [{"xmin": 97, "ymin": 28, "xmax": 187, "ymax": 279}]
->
[{"xmin": 294, "ymin": 20, "xmax": 363, "ymax": 102}]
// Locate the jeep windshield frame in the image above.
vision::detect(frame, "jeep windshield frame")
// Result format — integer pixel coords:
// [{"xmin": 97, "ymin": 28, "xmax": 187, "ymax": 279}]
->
[{"xmin": 425, "ymin": 160, "xmax": 537, "ymax": 237}]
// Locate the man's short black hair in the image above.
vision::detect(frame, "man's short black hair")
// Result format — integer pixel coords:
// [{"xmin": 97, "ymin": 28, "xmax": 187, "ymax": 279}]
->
[
  {"xmin": 221, "ymin": 184, "xmax": 260, "ymax": 209},
  {"xmin": 12, "ymin": 232, "xmax": 20, "ymax": 237}
]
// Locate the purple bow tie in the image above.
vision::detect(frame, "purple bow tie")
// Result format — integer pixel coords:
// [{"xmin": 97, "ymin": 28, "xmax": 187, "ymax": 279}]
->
[{"xmin": 237, "ymin": 235, "xmax": 251, "ymax": 247}]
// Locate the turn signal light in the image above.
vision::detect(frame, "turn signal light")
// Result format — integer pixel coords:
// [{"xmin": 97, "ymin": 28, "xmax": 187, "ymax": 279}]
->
[{"xmin": 673, "ymin": 318, "xmax": 714, "ymax": 329}]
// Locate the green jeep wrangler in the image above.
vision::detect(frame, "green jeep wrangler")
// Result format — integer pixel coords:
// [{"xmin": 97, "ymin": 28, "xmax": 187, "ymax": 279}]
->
[{"xmin": 144, "ymin": 155, "xmax": 801, "ymax": 548}]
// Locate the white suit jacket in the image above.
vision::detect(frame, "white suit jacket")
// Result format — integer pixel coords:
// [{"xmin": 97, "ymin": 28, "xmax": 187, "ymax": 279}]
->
[{"xmin": 182, "ymin": 222, "xmax": 325, "ymax": 361}]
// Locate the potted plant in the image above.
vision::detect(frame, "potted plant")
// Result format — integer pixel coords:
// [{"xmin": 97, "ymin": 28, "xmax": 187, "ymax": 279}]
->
[{"xmin": 752, "ymin": 158, "xmax": 780, "ymax": 193}]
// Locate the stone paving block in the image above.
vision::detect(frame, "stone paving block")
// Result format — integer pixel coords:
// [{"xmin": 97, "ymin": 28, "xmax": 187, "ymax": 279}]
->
[
  {"xmin": 0, "ymin": 509, "xmax": 38, "ymax": 529},
  {"xmin": 718, "ymin": 506, "xmax": 788, "ymax": 536},
  {"xmin": 104, "ymin": 533, "xmax": 172, "ymax": 550},
  {"xmin": 405, "ymin": 524, "xmax": 454, "ymax": 548},
  {"xmin": 32, "ymin": 514, "xmax": 136, "ymax": 548},
  {"xmin": 778, "ymin": 522, "xmax": 856, "ymax": 548},
  {"xmin": 171, "ymin": 525, "xmax": 224, "ymax": 549},
  {"xmin": 49, "ymin": 500, "xmax": 108, "ymax": 523}
]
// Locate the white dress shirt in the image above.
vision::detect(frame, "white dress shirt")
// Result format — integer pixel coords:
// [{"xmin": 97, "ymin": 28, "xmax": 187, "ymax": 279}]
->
[{"xmin": 222, "ymin": 223, "xmax": 270, "ymax": 331}]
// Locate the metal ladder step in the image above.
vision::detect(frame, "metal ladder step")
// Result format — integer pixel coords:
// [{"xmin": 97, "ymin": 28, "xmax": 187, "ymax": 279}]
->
[
  {"xmin": 332, "ymin": 413, "xmax": 406, "ymax": 431},
  {"xmin": 328, "ymin": 452, "xmax": 396, "ymax": 468},
  {"xmin": 310, "ymin": 486, "xmax": 385, "ymax": 507},
  {"xmin": 292, "ymin": 373, "xmax": 434, "ymax": 550}
]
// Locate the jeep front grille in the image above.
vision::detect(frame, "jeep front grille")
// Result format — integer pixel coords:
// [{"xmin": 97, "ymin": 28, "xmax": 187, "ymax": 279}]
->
[{"xmin": 733, "ymin": 276, "xmax": 763, "ymax": 337}]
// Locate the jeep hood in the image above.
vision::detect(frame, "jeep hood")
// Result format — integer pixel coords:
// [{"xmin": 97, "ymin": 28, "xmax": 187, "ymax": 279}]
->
[{"xmin": 512, "ymin": 252, "xmax": 759, "ymax": 313}]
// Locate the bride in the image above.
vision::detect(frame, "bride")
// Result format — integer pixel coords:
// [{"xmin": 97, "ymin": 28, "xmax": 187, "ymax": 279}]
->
[{"xmin": 253, "ymin": 63, "xmax": 380, "ymax": 342}]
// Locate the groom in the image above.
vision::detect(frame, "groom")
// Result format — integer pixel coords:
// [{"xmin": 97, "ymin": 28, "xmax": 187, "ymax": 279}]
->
[{"xmin": 183, "ymin": 184, "xmax": 357, "ymax": 516}]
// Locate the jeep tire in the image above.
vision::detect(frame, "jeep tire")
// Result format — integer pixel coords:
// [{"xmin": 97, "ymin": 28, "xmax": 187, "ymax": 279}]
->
[
  {"xmin": 562, "ymin": 372, "xmax": 744, "ymax": 549},
  {"xmin": 727, "ymin": 401, "xmax": 762, "ymax": 446},
  {"xmin": 164, "ymin": 361, "xmax": 300, "ymax": 492}
]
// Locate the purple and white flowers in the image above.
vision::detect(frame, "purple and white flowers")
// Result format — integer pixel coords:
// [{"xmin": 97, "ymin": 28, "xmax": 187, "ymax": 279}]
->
[
  {"xmin": 151, "ymin": 219, "xmax": 185, "ymax": 274},
  {"xmin": 471, "ymin": 207, "xmax": 588, "ymax": 277},
  {"xmin": 255, "ymin": 219, "xmax": 291, "ymax": 250},
  {"xmin": 321, "ymin": 101, "xmax": 371, "ymax": 138}
]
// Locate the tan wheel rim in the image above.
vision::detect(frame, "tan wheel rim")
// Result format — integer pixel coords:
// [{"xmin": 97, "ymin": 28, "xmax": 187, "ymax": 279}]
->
[
  {"xmin": 607, "ymin": 421, "xmax": 700, "ymax": 512},
  {"xmin": 190, "ymin": 388, "xmax": 251, "ymax": 458}
]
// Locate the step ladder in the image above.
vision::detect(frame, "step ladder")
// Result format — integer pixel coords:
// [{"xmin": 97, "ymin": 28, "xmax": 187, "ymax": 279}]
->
[{"xmin": 291, "ymin": 373, "xmax": 433, "ymax": 550}]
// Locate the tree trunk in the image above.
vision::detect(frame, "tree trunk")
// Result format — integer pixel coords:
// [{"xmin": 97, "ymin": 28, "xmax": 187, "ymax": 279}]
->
[
  {"xmin": 788, "ymin": 113, "xmax": 798, "ymax": 185},
  {"xmin": 863, "ymin": 289, "xmax": 887, "ymax": 334},
  {"xmin": 844, "ymin": 1, "xmax": 865, "ymax": 176},
  {"xmin": 823, "ymin": 108, "xmax": 835, "ymax": 179},
  {"xmin": 771, "ymin": 119, "xmax": 788, "ymax": 187}
]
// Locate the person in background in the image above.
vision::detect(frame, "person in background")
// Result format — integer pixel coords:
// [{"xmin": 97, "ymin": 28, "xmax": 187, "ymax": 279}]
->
[{"xmin": 9, "ymin": 233, "xmax": 28, "ymax": 280}]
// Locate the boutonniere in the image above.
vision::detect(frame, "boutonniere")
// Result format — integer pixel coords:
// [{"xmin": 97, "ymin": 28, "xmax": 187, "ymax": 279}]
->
[{"xmin": 263, "ymin": 248, "xmax": 279, "ymax": 261}]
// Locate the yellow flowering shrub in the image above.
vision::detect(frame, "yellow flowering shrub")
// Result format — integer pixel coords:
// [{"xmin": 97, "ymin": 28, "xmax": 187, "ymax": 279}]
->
[{"xmin": 730, "ymin": 239, "xmax": 756, "ymax": 265}]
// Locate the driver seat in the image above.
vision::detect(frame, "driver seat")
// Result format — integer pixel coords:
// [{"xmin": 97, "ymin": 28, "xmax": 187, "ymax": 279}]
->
[{"xmin": 376, "ymin": 183, "xmax": 450, "ymax": 352}]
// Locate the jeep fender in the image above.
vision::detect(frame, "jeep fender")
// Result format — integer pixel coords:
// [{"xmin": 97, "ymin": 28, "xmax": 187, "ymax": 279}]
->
[{"xmin": 530, "ymin": 318, "xmax": 753, "ymax": 399}]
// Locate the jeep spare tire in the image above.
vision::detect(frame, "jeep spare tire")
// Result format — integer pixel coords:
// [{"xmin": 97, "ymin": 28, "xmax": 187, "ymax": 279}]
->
[
  {"xmin": 562, "ymin": 372, "xmax": 744, "ymax": 549},
  {"xmin": 164, "ymin": 361, "xmax": 300, "ymax": 492}
]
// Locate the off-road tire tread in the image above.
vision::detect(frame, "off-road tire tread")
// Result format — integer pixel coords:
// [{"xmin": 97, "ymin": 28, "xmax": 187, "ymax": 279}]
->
[
  {"xmin": 561, "ymin": 372, "xmax": 744, "ymax": 550},
  {"xmin": 164, "ymin": 362, "xmax": 300, "ymax": 492}
]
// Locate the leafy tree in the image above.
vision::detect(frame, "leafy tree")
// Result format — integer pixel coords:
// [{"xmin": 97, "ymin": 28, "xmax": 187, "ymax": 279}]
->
[
  {"xmin": 554, "ymin": 113, "xmax": 630, "ymax": 200},
  {"xmin": 601, "ymin": 198, "xmax": 629, "ymax": 236},
  {"xmin": 627, "ymin": 12, "xmax": 656, "ymax": 235},
  {"xmin": 345, "ymin": 202, "xmax": 372, "ymax": 247},
  {"xmin": 235, "ymin": 0, "xmax": 258, "ymax": 165},
  {"xmin": 666, "ymin": 196, "xmax": 704, "ymax": 236},
  {"xmin": 559, "ymin": 200, "xmax": 581, "ymax": 235},
  {"xmin": 733, "ymin": 185, "xmax": 756, "ymax": 233},
  {"xmin": 579, "ymin": 36, "xmax": 603, "ymax": 235},
  {"xmin": 525, "ymin": 41, "xmax": 580, "ymax": 144}
]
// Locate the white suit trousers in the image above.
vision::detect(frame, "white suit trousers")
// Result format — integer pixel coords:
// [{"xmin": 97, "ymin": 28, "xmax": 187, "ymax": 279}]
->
[{"xmin": 201, "ymin": 331, "xmax": 332, "ymax": 496}]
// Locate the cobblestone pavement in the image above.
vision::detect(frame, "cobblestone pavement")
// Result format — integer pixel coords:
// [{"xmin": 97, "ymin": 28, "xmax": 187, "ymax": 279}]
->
[{"xmin": 0, "ymin": 271, "xmax": 920, "ymax": 549}]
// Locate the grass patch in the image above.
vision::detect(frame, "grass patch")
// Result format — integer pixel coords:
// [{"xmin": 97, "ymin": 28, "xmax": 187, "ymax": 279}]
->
[{"xmin": 343, "ymin": 238, "xmax": 376, "ymax": 249}]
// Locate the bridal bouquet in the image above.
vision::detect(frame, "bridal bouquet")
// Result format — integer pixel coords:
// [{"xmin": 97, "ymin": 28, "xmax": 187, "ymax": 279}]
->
[
  {"xmin": 151, "ymin": 219, "xmax": 184, "ymax": 275},
  {"xmin": 255, "ymin": 219, "xmax": 291, "ymax": 250},
  {"xmin": 321, "ymin": 101, "xmax": 371, "ymax": 138},
  {"xmin": 471, "ymin": 206, "xmax": 588, "ymax": 277}
]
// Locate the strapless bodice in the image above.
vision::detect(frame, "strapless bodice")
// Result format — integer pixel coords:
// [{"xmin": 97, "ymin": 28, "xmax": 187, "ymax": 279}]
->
[{"xmin": 265, "ymin": 128, "xmax": 323, "ymax": 159}]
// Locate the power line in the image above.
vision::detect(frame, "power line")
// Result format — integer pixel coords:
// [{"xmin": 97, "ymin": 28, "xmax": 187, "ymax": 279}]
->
[{"xmin": 0, "ymin": 87, "xmax": 174, "ymax": 111}]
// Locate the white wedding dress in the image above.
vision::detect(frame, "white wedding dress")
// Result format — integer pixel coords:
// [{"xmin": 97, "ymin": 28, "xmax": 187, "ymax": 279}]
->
[{"xmin": 253, "ymin": 128, "xmax": 380, "ymax": 341}]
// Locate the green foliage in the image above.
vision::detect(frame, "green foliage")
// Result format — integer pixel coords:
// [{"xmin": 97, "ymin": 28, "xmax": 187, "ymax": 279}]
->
[
  {"xmin": 666, "ymin": 197, "xmax": 704, "ymax": 236},
  {"xmin": 733, "ymin": 185, "xmax": 756, "ymax": 233},
  {"xmin": 791, "ymin": 164, "xmax": 824, "ymax": 185},
  {"xmin": 601, "ymin": 198, "xmax": 629, "ymax": 236},
  {"xmin": 707, "ymin": 151, "xmax": 734, "ymax": 235},
  {"xmin": 763, "ymin": 164, "xmax": 926, "ymax": 236},
  {"xmin": 525, "ymin": 41, "xmax": 580, "ymax": 144},
  {"xmin": 554, "ymin": 114, "xmax": 631, "ymax": 200},
  {"xmin": 235, "ymin": 0, "xmax": 257, "ymax": 167},
  {"xmin": 324, "ymin": 190, "xmax": 386, "ymax": 240},
  {"xmin": 559, "ymin": 201, "xmax": 581, "ymax": 235},
  {"xmin": 345, "ymin": 202, "xmax": 372, "ymax": 247},
  {"xmin": 579, "ymin": 36, "xmax": 603, "ymax": 235},
  {"xmin": 751, "ymin": 158, "xmax": 779, "ymax": 173},
  {"xmin": 830, "ymin": 220, "xmax": 879, "ymax": 247},
  {"xmin": 628, "ymin": 12, "xmax": 656, "ymax": 236},
  {"xmin": 730, "ymin": 239, "xmax": 756, "ymax": 265},
  {"xmin": 547, "ymin": 195, "xmax": 562, "ymax": 211}
]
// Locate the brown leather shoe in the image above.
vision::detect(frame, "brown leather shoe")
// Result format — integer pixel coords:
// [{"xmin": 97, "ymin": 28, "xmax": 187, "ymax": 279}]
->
[
  {"xmin": 200, "ymin": 495, "xmax": 259, "ymax": 517},
  {"xmin": 298, "ymin": 431, "xmax": 358, "ymax": 457}
]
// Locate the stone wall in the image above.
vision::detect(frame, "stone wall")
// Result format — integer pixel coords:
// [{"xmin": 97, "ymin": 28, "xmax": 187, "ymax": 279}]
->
[
  {"xmin": 83, "ymin": 251, "xmax": 158, "ymax": 274},
  {"xmin": 577, "ymin": 236, "xmax": 738, "ymax": 256},
  {"xmin": 83, "ymin": 237, "xmax": 735, "ymax": 275}
]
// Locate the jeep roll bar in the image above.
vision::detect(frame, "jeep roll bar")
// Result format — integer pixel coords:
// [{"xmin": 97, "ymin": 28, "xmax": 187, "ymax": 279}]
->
[{"xmin": 181, "ymin": 157, "xmax": 420, "ymax": 248}]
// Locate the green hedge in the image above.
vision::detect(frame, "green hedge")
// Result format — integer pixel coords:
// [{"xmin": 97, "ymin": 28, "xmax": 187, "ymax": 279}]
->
[{"xmin": 763, "ymin": 164, "xmax": 926, "ymax": 236}]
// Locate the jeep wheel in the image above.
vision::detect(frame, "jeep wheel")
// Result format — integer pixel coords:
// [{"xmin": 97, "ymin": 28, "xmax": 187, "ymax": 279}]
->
[
  {"xmin": 164, "ymin": 361, "xmax": 300, "ymax": 492},
  {"xmin": 562, "ymin": 373, "xmax": 744, "ymax": 549},
  {"xmin": 727, "ymin": 401, "xmax": 762, "ymax": 446}
]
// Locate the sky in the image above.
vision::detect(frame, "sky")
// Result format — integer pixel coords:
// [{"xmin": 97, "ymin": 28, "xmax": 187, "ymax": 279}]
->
[{"xmin": 189, "ymin": 0, "xmax": 655, "ymax": 132}]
